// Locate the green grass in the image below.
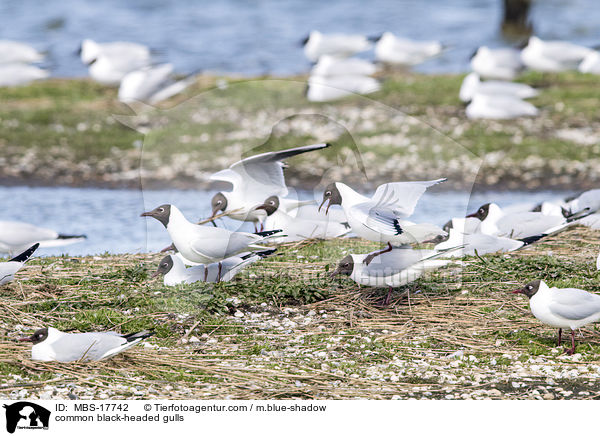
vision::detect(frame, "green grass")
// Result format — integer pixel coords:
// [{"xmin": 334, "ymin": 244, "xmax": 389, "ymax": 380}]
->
[{"xmin": 2, "ymin": 72, "xmax": 599, "ymax": 187}]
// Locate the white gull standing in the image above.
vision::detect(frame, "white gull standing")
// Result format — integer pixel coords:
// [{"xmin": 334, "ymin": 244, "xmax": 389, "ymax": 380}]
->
[
  {"xmin": 513, "ymin": 280, "xmax": 600, "ymax": 355},
  {"xmin": 141, "ymin": 204, "xmax": 281, "ymax": 280}
]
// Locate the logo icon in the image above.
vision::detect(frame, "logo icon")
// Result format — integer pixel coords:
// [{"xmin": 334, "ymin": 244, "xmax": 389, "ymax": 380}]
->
[{"xmin": 3, "ymin": 402, "xmax": 50, "ymax": 433}]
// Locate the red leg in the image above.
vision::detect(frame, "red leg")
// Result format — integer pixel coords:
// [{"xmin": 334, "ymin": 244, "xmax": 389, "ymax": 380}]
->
[
  {"xmin": 364, "ymin": 242, "xmax": 393, "ymax": 266},
  {"xmin": 384, "ymin": 286, "xmax": 393, "ymax": 306},
  {"xmin": 203, "ymin": 267, "xmax": 208, "ymax": 282},
  {"xmin": 566, "ymin": 330, "xmax": 576, "ymax": 355},
  {"xmin": 557, "ymin": 328, "xmax": 562, "ymax": 347},
  {"xmin": 216, "ymin": 262, "xmax": 222, "ymax": 283}
]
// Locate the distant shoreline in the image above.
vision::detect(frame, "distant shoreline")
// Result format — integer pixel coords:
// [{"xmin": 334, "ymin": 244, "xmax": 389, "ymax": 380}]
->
[{"xmin": 1, "ymin": 72, "xmax": 599, "ymax": 193}]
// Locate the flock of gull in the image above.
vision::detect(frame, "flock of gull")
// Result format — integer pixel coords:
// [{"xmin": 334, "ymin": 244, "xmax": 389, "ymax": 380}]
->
[
  {"xmin": 4, "ymin": 143, "xmax": 600, "ymax": 360},
  {"xmin": 2, "ymin": 30, "xmax": 600, "ymax": 114}
]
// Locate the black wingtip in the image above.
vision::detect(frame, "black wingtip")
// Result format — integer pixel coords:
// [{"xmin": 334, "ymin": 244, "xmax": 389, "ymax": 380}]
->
[
  {"xmin": 57, "ymin": 234, "xmax": 87, "ymax": 240},
  {"xmin": 9, "ymin": 243, "xmax": 39, "ymax": 263},
  {"xmin": 393, "ymin": 219, "xmax": 404, "ymax": 236},
  {"xmin": 254, "ymin": 229, "xmax": 283, "ymax": 237},
  {"xmin": 256, "ymin": 248, "xmax": 277, "ymax": 258},
  {"xmin": 123, "ymin": 330, "xmax": 155, "ymax": 342},
  {"xmin": 519, "ymin": 234, "xmax": 546, "ymax": 246},
  {"xmin": 368, "ymin": 33, "xmax": 383, "ymax": 43}
]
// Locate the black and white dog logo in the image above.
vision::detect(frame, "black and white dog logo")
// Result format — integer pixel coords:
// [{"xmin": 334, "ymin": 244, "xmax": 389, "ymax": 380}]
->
[{"xmin": 3, "ymin": 402, "xmax": 50, "ymax": 433}]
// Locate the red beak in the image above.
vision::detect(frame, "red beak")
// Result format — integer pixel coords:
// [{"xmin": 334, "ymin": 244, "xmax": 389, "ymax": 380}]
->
[
  {"xmin": 466, "ymin": 212, "xmax": 478, "ymax": 218},
  {"xmin": 319, "ymin": 199, "xmax": 330, "ymax": 215},
  {"xmin": 512, "ymin": 288, "xmax": 523, "ymax": 294},
  {"xmin": 18, "ymin": 337, "xmax": 33, "ymax": 342}
]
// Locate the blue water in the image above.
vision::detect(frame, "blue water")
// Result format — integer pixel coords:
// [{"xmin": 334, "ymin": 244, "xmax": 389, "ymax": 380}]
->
[
  {"xmin": 1, "ymin": 0, "xmax": 599, "ymax": 77},
  {"xmin": 0, "ymin": 185, "xmax": 573, "ymax": 256}
]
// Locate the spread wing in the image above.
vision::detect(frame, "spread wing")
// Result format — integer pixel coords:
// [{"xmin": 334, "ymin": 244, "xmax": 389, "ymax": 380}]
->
[
  {"xmin": 209, "ymin": 143, "xmax": 329, "ymax": 197},
  {"xmin": 549, "ymin": 288, "xmax": 600, "ymax": 321},
  {"xmin": 370, "ymin": 179, "xmax": 446, "ymax": 218}
]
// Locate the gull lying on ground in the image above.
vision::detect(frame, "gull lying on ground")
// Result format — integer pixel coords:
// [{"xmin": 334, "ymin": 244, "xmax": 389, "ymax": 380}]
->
[
  {"xmin": 520, "ymin": 36, "xmax": 592, "ymax": 72},
  {"xmin": 302, "ymin": 31, "xmax": 373, "ymax": 62},
  {"xmin": 0, "ymin": 221, "xmax": 86, "ymax": 255},
  {"xmin": 154, "ymin": 250, "xmax": 275, "ymax": 285},
  {"xmin": 470, "ymin": 46, "xmax": 523, "ymax": 80},
  {"xmin": 374, "ymin": 32, "xmax": 443, "ymax": 66},
  {"xmin": 19, "ymin": 327, "xmax": 153, "ymax": 362}
]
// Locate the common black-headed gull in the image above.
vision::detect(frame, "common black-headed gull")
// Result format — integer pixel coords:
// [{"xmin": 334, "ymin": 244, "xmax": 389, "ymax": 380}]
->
[
  {"xmin": 306, "ymin": 75, "xmax": 381, "ymax": 102},
  {"xmin": 209, "ymin": 143, "xmax": 330, "ymax": 229},
  {"xmin": 0, "ymin": 221, "xmax": 86, "ymax": 255},
  {"xmin": 466, "ymin": 202, "xmax": 583, "ymax": 239},
  {"xmin": 0, "ymin": 40, "xmax": 44, "ymax": 64},
  {"xmin": 470, "ymin": 46, "xmax": 523, "ymax": 80},
  {"xmin": 330, "ymin": 246, "xmax": 458, "ymax": 305},
  {"xmin": 311, "ymin": 55, "xmax": 378, "ymax": 77},
  {"xmin": 118, "ymin": 63, "xmax": 196, "ymax": 104},
  {"xmin": 520, "ymin": 36, "xmax": 593, "ymax": 72},
  {"xmin": 579, "ymin": 51, "xmax": 600, "ymax": 74},
  {"xmin": 154, "ymin": 249, "xmax": 275, "ymax": 285},
  {"xmin": 141, "ymin": 204, "xmax": 281, "ymax": 268},
  {"xmin": 0, "ymin": 64, "xmax": 49, "ymax": 87},
  {"xmin": 513, "ymin": 280, "xmax": 600, "ymax": 355},
  {"xmin": 79, "ymin": 39, "xmax": 151, "ymax": 85},
  {"xmin": 466, "ymin": 93, "xmax": 538, "ymax": 119},
  {"xmin": 319, "ymin": 179, "xmax": 446, "ymax": 263},
  {"xmin": 302, "ymin": 31, "xmax": 372, "ymax": 62},
  {"xmin": 374, "ymin": 32, "xmax": 443, "ymax": 66},
  {"xmin": 459, "ymin": 72, "xmax": 538, "ymax": 103},
  {"xmin": 255, "ymin": 196, "xmax": 350, "ymax": 242},
  {"xmin": 0, "ymin": 243, "xmax": 39, "ymax": 286},
  {"xmin": 19, "ymin": 327, "xmax": 154, "ymax": 362}
]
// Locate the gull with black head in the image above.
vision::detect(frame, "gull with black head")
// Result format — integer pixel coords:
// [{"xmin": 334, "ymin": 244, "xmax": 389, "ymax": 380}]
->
[
  {"xmin": 153, "ymin": 249, "xmax": 275, "ymax": 285},
  {"xmin": 513, "ymin": 280, "xmax": 600, "ymax": 355},
  {"xmin": 466, "ymin": 202, "xmax": 588, "ymax": 239},
  {"xmin": 209, "ymin": 143, "xmax": 330, "ymax": 231},
  {"xmin": 330, "ymin": 246, "xmax": 459, "ymax": 305},
  {"xmin": 319, "ymin": 179, "xmax": 446, "ymax": 264},
  {"xmin": 141, "ymin": 204, "xmax": 281, "ymax": 281},
  {"xmin": 19, "ymin": 327, "xmax": 154, "ymax": 362},
  {"xmin": 255, "ymin": 195, "xmax": 350, "ymax": 242}
]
